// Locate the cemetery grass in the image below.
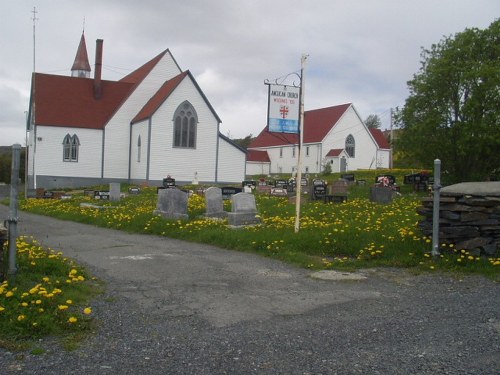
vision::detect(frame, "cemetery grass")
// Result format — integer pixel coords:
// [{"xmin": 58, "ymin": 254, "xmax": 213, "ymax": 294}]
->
[
  {"xmin": 0, "ymin": 236, "xmax": 102, "ymax": 351},
  {"xmin": 17, "ymin": 180, "xmax": 499, "ymax": 280}
]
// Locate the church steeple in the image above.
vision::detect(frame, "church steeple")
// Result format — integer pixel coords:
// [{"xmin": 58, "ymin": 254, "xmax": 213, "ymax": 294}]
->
[{"xmin": 71, "ymin": 32, "xmax": 91, "ymax": 78}]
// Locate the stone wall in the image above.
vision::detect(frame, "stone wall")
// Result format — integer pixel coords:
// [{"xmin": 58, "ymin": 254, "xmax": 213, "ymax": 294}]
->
[{"xmin": 418, "ymin": 182, "xmax": 500, "ymax": 256}]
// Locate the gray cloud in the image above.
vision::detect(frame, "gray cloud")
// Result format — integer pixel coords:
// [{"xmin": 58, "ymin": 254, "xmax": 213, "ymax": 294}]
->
[{"xmin": 1, "ymin": 0, "xmax": 498, "ymax": 145}]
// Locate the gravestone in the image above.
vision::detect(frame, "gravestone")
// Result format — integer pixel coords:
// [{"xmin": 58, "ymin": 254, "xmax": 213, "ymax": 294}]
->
[
  {"xmin": 313, "ymin": 184, "xmax": 327, "ymax": 200},
  {"xmin": 242, "ymin": 180, "xmax": 257, "ymax": 189},
  {"xmin": 204, "ymin": 187, "xmax": 227, "ymax": 219},
  {"xmin": 221, "ymin": 186, "xmax": 242, "ymax": 200},
  {"xmin": 26, "ymin": 189, "xmax": 37, "ymax": 198},
  {"xmin": 270, "ymin": 187, "xmax": 288, "ymax": 196},
  {"xmin": 154, "ymin": 188, "xmax": 188, "ymax": 220},
  {"xmin": 163, "ymin": 177, "xmax": 176, "ymax": 189},
  {"xmin": 109, "ymin": 182, "xmax": 121, "ymax": 202},
  {"xmin": 94, "ymin": 191, "xmax": 110, "ymax": 200},
  {"xmin": 341, "ymin": 173, "xmax": 355, "ymax": 183},
  {"xmin": 128, "ymin": 187, "xmax": 141, "ymax": 194},
  {"xmin": 84, "ymin": 189, "xmax": 95, "ymax": 197},
  {"xmin": 227, "ymin": 192, "xmax": 261, "ymax": 226},
  {"xmin": 370, "ymin": 186, "xmax": 394, "ymax": 204}
]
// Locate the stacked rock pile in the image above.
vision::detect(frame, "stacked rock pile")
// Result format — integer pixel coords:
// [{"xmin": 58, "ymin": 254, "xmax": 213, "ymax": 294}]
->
[{"xmin": 418, "ymin": 182, "xmax": 500, "ymax": 256}]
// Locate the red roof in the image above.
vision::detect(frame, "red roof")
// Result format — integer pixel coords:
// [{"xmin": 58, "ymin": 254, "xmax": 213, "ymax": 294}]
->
[
  {"xmin": 249, "ymin": 103, "xmax": 351, "ymax": 148},
  {"xmin": 120, "ymin": 50, "xmax": 167, "ymax": 84},
  {"xmin": 33, "ymin": 73, "xmax": 133, "ymax": 129},
  {"xmin": 369, "ymin": 128, "xmax": 391, "ymax": 149},
  {"xmin": 132, "ymin": 71, "xmax": 188, "ymax": 124},
  {"xmin": 33, "ymin": 49, "xmax": 172, "ymax": 130},
  {"xmin": 71, "ymin": 33, "xmax": 91, "ymax": 73},
  {"xmin": 247, "ymin": 149, "xmax": 270, "ymax": 162},
  {"xmin": 326, "ymin": 148, "xmax": 343, "ymax": 157}
]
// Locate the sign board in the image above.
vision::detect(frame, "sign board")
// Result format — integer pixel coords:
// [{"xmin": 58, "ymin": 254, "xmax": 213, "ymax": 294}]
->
[{"xmin": 267, "ymin": 84, "xmax": 300, "ymax": 133}]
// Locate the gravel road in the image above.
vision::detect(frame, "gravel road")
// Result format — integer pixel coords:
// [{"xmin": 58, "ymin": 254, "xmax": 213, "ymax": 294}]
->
[{"xmin": 0, "ymin": 205, "xmax": 498, "ymax": 375}]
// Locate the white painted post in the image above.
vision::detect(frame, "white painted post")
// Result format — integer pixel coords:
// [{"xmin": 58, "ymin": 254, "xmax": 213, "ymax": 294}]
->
[
  {"xmin": 294, "ymin": 54, "xmax": 308, "ymax": 233},
  {"xmin": 431, "ymin": 159, "xmax": 441, "ymax": 257}
]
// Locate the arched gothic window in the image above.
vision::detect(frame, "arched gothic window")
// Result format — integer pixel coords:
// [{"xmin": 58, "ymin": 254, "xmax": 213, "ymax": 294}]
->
[
  {"xmin": 345, "ymin": 134, "xmax": 355, "ymax": 157},
  {"xmin": 63, "ymin": 134, "xmax": 80, "ymax": 162},
  {"xmin": 173, "ymin": 101, "xmax": 197, "ymax": 148},
  {"xmin": 137, "ymin": 135, "xmax": 141, "ymax": 162}
]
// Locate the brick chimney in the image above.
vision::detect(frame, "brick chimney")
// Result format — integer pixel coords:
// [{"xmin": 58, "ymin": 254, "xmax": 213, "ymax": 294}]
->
[{"xmin": 94, "ymin": 39, "xmax": 103, "ymax": 99}]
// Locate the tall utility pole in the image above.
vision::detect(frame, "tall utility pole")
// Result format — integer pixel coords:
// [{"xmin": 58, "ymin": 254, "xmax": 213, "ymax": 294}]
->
[
  {"xmin": 294, "ymin": 54, "xmax": 308, "ymax": 233},
  {"xmin": 389, "ymin": 107, "xmax": 394, "ymax": 169},
  {"xmin": 32, "ymin": 7, "xmax": 38, "ymax": 72},
  {"xmin": 30, "ymin": 7, "xmax": 38, "ymax": 189}
]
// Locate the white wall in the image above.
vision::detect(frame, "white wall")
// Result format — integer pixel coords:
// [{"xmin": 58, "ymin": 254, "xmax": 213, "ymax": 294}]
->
[
  {"xmin": 217, "ymin": 136, "xmax": 246, "ymax": 182},
  {"xmin": 34, "ymin": 126, "xmax": 102, "ymax": 178},
  {"xmin": 130, "ymin": 120, "xmax": 149, "ymax": 180},
  {"xmin": 103, "ymin": 52, "xmax": 182, "ymax": 179},
  {"xmin": 246, "ymin": 162, "xmax": 270, "ymax": 176},
  {"xmin": 322, "ymin": 106, "xmax": 378, "ymax": 171},
  {"xmin": 148, "ymin": 78, "xmax": 219, "ymax": 182}
]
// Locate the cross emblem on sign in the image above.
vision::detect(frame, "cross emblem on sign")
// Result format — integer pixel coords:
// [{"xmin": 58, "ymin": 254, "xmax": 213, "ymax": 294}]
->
[{"xmin": 280, "ymin": 106, "xmax": 289, "ymax": 119}]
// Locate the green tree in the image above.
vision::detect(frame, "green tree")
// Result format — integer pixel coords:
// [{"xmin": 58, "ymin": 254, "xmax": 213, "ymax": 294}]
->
[
  {"xmin": 364, "ymin": 114, "xmax": 381, "ymax": 129},
  {"xmin": 232, "ymin": 134, "xmax": 254, "ymax": 149},
  {"xmin": 396, "ymin": 19, "xmax": 500, "ymax": 183}
]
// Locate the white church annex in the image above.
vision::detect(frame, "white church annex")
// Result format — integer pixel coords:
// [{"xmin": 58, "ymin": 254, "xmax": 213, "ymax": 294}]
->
[
  {"xmin": 246, "ymin": 103, "xmax": 391, "ymax": 176},
  {"xmin": 26, "ymin": 33, "xmax": 247, "ymax": 189}
]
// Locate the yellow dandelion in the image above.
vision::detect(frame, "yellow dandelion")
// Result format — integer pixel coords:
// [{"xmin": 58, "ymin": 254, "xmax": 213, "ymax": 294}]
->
[
  {"xmin": 17, "ymin": 315, "xmax": 26, "ymax": 321},
  {"xmin": 83, "ymin": 307, "xmax": 92, "ymax": 315},
  {"xmin": 58, "ymin": 305, "xmax": 69, "ymax": 310},
  {"xmin": 5, "ymin": 291, "xmax": 14, "ymax": 298},
  {"xmin": 68, "ymin": 317, "xmax": 78, "ymax": 323}
]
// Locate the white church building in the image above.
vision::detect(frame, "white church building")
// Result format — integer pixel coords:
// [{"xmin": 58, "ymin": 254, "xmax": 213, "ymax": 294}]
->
[
  {"xmin": 26, "ymin": 33, "xmax": 247, "ymax": 189},
  {"xmin": 246, "ymin": 103, "xmax": 391, "ymax": 176}
]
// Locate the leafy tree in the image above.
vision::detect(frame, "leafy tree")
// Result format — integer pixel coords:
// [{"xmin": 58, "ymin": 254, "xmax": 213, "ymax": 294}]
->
[
  {"xmin": 232, "ymin": 134, "xmax": 254, "ymax": 149},
  {"xmin": 396, "ymin": 19, "xmax": 500, "ymax": 183},
  {"xmin": 364, "ymin": 114, "xmax": 381, "ymax": 129}
]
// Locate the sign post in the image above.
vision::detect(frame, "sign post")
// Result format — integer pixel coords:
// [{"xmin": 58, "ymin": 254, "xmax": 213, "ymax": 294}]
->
[{"xmin": 294, "ymin": 54, "xmax": 308, "ymax": 233}]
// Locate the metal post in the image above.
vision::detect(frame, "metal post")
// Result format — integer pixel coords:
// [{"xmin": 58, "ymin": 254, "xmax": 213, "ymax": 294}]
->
[
  {"xmin": 294, "ymin": 54, "xmax": 307, "ymax": 233},
  {"xmin": 431, "ymin": 159, "xmax": 441, "ymax": 257},
  {"xmin": 8, "ymin": 144, "xmax": 21, "ymax": 275},
  {"xmin": 389, "ymin": 108, "xmax": 394, "ymax": 169}
]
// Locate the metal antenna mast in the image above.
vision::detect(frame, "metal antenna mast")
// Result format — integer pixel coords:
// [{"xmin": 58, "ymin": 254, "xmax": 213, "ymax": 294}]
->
[{"xmin": 31, "ymin": 7, "xmax": 38, "ymax": 72}]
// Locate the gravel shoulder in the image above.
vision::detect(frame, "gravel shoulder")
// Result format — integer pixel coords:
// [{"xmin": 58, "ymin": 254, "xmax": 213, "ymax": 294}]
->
[{"xmin": 0, "ymin": 204, "xmax": 498, "ymax": 375}]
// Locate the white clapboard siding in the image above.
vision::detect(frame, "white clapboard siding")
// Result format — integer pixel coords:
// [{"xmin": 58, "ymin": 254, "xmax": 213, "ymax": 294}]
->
[
  {"xmin": 246, "ymin": 162, "xmax": 270, "ymax": 176},
  {"xmin": 104, "ymin": 52, "xmax": 182, "ymax": 179},
  {"xmin": 148, "ymin": 77, "xmax": 219, "ymax": 182},
  {"xmin": 34, "ymin": 126, "xmax": 102, "ymax": 177},
  {"xmin": 321, "ymin": 106, "xmax": 378, "ymax": 171},
  {"xmin": 130, "ymin": 120, "xmax": 149, "ymax": 180},
  {"xmin": 217, "ymin": 136, "xmax": 246, "ymax": 183}
]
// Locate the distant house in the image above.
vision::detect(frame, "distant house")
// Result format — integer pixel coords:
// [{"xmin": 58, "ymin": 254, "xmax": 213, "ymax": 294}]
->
[
  {"xmin": 246, "ymin": 103, "xmax": 390, "ymax": 176},
  {"xmin": 26, "ymin": 33, "xmax": 246, "ymax": 189}
]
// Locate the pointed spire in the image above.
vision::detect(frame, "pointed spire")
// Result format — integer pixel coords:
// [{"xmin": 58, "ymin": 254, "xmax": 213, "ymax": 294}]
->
[{"xmin": 71, "ymin": 32, "xmax": 91, "ymax": 78}]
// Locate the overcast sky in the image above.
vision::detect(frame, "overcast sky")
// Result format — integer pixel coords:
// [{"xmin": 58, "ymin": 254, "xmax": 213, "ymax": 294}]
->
[{"xmin": 1, "ymin": 0, "xmax": 498, "ymax": 146}]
